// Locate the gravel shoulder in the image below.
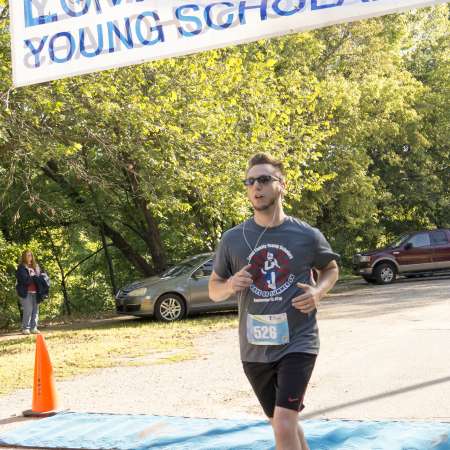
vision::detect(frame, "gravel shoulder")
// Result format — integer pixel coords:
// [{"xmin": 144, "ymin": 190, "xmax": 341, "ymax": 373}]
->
[{"xmin": 1, "ymin": 276, "xmax": 449, "ymax": 442}]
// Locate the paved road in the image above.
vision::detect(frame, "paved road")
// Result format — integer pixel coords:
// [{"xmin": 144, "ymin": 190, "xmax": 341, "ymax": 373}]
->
[
  {"xmin": 1, "ymin": 275, "xmax": 449, "ymax": 443},
  {"xmin": 308, "ymin": 275, "xmax": 450, "ymax": 421}
]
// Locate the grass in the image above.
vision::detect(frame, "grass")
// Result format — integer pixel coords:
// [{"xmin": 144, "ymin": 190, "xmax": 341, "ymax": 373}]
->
[
  {"xmin": 0, "ymin": 276, "xmax": 358, "ymax": 396},
  {"xmin": 0, "ymin": 313, "xmax": 238, "ymax": 396}
]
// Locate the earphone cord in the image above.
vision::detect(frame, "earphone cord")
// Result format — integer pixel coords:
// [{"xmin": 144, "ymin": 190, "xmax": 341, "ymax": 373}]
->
[
  {"xmin": 242, "ymin": 205, "xmax": 278, "ymax": 253},
  {"xmin": 239, "ymin": 205, "xmax": 279, "ymax": 306}
]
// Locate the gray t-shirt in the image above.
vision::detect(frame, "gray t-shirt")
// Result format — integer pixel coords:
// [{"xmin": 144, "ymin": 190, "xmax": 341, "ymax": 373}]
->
[{"xmin": 213, "ymin": 216, "xmax": 339, "ymax": 363}]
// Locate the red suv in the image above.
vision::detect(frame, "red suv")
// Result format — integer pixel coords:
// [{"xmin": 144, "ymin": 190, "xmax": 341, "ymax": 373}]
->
[{"xmin": 352, "ymin": 229, "xmax": 450, "ymax": 284}]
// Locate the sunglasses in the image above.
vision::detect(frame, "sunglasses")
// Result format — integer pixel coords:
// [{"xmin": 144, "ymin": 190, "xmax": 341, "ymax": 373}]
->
[{"xmin": 243, "ymin": 175, "xmax": 281, "ymax": 186}]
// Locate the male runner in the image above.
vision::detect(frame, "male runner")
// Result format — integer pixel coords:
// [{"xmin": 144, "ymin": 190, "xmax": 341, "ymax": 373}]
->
[{"xmin": 209, "ymin": 153, "xmax": 339, "ymax": 450}]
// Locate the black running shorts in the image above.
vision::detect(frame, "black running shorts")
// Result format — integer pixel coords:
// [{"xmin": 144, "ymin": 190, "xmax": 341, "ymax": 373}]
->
[{"xmin": 242, "ymin": 352, "xmax": 317, "ymax": 418}]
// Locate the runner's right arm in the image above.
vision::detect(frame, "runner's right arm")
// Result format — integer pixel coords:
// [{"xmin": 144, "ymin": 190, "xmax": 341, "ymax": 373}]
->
[{"xmin": 208, "ymin": 265, "xmax": 252, "ymax": 302}]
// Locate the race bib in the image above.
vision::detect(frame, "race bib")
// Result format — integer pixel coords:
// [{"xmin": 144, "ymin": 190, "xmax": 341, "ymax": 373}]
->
[{"xmin": 247, "ymin": 313, "xmax": 289, "ymax": 346}]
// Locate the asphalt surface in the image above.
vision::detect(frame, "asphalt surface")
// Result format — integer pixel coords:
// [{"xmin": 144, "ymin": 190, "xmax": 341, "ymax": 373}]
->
[
  {"xmin": 0, "ymin": 275, "xmax": 449, "ymax": 447},
  {"xmin": 308, "ymin": 275, "xmax": 450, "ymax": 421}
]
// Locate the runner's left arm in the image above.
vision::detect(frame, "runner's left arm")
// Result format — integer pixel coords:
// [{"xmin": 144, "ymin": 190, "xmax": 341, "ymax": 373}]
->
[{"xmin": 292, "ymin": 261, "xmax": 339, "ymax": 313}]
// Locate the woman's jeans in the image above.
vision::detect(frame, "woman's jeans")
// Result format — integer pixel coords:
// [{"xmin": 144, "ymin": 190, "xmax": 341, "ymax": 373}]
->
[{"xmin": 19, "ymin": 293, "xmax": 39, "ymax": 331}]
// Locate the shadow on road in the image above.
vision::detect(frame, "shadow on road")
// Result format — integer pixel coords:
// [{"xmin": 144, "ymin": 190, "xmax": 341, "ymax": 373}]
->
[
  {"xmin": 0, "ymin": 415, "xmax": 33, "ymax": 426},
  {"xmin": 302, "ymin": 375, "xmax": 450, "ymax": 419}
]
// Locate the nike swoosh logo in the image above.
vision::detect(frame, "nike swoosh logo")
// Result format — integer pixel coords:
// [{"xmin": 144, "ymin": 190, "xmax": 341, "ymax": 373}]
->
[{"xmin": 288, "ymin": 397, "xmax": 299, "ymax": 402}]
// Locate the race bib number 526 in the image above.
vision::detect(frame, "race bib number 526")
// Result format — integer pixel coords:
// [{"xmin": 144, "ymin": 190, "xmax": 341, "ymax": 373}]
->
[{"xmin": 247, "ymin": 313, "xmax": 289, "ymax": 346}]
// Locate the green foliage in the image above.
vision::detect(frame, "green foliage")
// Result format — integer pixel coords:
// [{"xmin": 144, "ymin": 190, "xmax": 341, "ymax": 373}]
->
[
  {"xmin": 0, "ymin": 5, "xmax": 448, "ymax": 326},
  {"xmin": 0, "ymin": 233, "xmax": 21, "ymax": 328}
]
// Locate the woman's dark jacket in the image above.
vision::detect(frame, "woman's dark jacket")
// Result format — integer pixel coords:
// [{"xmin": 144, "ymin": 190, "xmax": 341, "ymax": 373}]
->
[
  {"xmin": 16, "ymin": 264, "xmax": 32, "ymax": 298},
  {"xmin": 15, "ymin": 264, "xmax": 49, "ymax": 301}
]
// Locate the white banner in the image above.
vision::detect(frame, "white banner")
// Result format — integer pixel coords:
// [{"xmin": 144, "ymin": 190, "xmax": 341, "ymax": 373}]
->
[{"xmin": 9, "ymin": 0, "xmax": 447, "ymax": 87}]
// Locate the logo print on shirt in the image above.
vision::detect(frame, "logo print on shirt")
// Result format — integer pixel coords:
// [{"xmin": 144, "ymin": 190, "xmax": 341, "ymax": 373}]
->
[
  {"xmin": 262, "ymin": 252, "xmax": 280, "ymax": 290},
  {"xmin": 248, "ymin": 244, "xmax": 295, "ymax": 297}
]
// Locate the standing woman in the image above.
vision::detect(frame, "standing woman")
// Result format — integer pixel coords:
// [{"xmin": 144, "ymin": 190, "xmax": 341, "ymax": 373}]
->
[{"xmin": 16, "ymin": 250, "xmax": 41, "ymax": 335}]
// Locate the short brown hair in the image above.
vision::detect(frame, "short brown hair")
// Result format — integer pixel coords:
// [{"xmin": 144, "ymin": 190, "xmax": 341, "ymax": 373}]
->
[{"xmin": 247, "ymin": 153, "xmax": 284, "ymax": 178}]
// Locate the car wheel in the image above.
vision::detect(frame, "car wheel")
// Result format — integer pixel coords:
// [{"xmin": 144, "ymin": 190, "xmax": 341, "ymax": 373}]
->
[
  {"xmin": 154, "ymin": 294, "xmax": 186, "ymax": 322},
  {"xmin": 374, "ymin": 262, "xmax": 396, "ymax": 284},
  {"xmin": 362, "ymin": 276, "xmax": 376, "ymax": 284}
]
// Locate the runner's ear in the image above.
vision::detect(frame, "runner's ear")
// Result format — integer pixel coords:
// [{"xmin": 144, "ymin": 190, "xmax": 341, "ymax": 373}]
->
[{"xmin": 279, "ymin": 179, "xmax": 286, "ymax": 199}]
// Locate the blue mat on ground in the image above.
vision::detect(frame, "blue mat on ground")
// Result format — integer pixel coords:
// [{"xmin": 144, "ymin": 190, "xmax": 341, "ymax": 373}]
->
[{"xmin": 0, "ymin": 412, "xmax": 449, "ymax": 450}]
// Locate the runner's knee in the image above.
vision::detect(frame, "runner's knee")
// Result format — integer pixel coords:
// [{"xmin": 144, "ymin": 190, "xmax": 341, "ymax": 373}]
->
[{"xmin": 272, "ymin": 408, "xmax": 298, "ymax": 439}]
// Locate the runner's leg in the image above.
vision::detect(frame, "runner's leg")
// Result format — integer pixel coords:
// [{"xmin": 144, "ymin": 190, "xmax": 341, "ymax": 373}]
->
[
  {"xmin": 243, "ymin": 354, "xmax": 315, "ymax": 449},
  {"xmin": 269, "ymin": 416, "xmax": 308, "ymax": 450},
  {"xmin": 297, "ymin": 423, "xmax": 310, "ymax": 450},
  {"xmin": 273, "ymin": 353, "xmax": 316, "ymax": 450},
  {"xmin": 242, "ymin": 361, "xmax": 277, "ymax": 417},
  {"xmin": 271, "ymin": 407, "xmax": 301, "ymax": 450}
]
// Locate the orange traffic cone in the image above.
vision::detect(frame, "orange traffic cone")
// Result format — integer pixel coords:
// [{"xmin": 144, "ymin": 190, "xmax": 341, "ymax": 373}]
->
[{"xmin": 23, "ymin": 334, "xmax": 58, "ymax": 417}]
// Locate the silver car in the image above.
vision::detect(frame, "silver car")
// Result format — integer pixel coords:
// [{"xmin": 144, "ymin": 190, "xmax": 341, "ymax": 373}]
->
[{"xmin": 115, "ymin": 253, "xmax": 237, "ymax": 321}]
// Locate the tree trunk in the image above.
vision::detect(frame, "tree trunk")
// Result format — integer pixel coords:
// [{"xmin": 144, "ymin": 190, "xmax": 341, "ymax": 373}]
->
[
  {"xmin": 45, "ymin": 229, "xmax": 72, "ymax": 316},
  {"xmin": 41, "ymin": 159, "xmax": 154, "ymax": 276},
  {"xmin": 60, "ymin": 272, "xmax": 71, "ymax": 316},
  {"xmin": 100, "ymin": 225, "xmax": 118, "ymax": 295},
  {"xmin": 122, "ymin": 156, "xmax": 167, "ymax": 271},
  {"xmin": 101, "ymin": 221, "xmax": 154, "ymax": 276}
]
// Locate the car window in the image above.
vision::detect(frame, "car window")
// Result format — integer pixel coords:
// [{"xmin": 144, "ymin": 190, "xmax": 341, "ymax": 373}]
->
[
  {"xmin": 389, "ymin": 233, "xmax": 410, "ymax": 248},
  {"xmin": 161, "ymin": 255, "xmax": 211, "ymax": 277},
  {"xmin": 407, "ymin": 233, "xmax": 431, "ymax": 248},
  {"xmin": 430, "ymin": 231, "xmax": 448, "ymax": 245},
  {"xmin": 193, "ymin": 260, "xmax": 213, "ymax": 277},
  {"xmin": 201, "ymin": 260, "xmax": 213, "ymax": 275}
]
